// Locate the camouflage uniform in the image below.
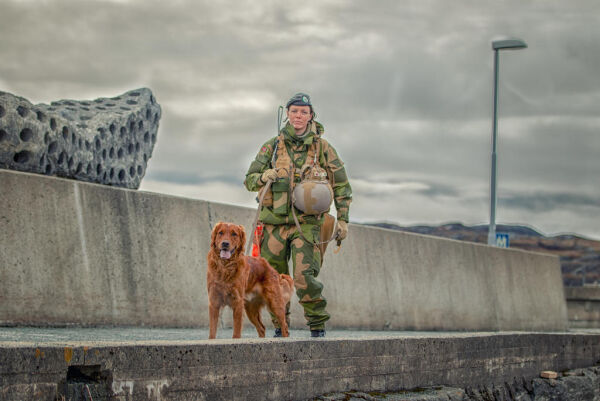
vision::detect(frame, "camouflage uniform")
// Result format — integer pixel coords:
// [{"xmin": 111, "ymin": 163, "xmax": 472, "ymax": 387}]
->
[{"xmin": 244, "ymin": 121, "xmax": 352, "ymax": 330}]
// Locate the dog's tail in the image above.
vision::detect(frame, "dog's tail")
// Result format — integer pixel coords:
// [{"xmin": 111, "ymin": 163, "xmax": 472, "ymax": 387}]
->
[{"xmin": 279, "ymin": 274, "xmax": 294, "ymax": 304}]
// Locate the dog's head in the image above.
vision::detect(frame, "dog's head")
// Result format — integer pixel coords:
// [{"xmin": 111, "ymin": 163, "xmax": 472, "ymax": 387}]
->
[{"xmin": 211, "ymin": 222, "xmax": 247, "ymax": 260}]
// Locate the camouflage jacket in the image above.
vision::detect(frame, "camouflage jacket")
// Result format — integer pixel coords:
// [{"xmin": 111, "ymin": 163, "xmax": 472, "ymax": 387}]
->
[{"xmin": 244, "ymin": 121, "xmax": 352, "ymax": 225}]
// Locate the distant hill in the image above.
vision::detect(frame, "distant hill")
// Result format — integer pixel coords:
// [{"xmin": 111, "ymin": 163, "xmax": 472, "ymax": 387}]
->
[{"xmin": 364, "ymin": 222, "xmax": 600, "ymax": 287}]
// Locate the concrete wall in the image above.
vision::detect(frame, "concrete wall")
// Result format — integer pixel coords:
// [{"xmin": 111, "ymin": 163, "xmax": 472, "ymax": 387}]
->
[
  {"xmin": 0, "ymin": 169, "xmax": 568, "ymax": 331},
  {"xmin": 565, "ymin": 286, "xmax": 600, "ymax": 328}
]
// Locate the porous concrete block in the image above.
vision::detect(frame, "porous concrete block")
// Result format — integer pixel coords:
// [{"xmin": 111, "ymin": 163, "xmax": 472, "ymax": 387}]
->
[{"xmin": 0, "ymin": 88, "xmax": 160, "ymax": 189}]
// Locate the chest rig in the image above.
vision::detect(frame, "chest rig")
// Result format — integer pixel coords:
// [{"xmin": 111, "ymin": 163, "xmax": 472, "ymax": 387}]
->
[{"xmin": 260, "ymin": 123, "xmax": 334, "ymax": 216}]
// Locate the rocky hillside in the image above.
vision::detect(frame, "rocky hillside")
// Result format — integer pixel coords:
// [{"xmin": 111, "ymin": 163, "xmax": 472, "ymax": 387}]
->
[{"xmin": 366, "ymin": 222, "xmax": 600, "ymax": 287}]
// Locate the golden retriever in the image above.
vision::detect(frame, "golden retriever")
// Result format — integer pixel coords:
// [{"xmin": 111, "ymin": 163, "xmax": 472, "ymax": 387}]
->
[{"xmin": 207, "ymin": 222, "xmax": 294, "ymax": 339}]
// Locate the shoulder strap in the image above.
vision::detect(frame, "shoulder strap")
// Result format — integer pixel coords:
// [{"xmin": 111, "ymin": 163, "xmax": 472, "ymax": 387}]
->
[
  {"xmin": 314, "ymin": 136, "xmax": 322, "ymax": 167},
  {"xmin": 274, "ymin": 131, "xmax": 291, "ymax": 170}
]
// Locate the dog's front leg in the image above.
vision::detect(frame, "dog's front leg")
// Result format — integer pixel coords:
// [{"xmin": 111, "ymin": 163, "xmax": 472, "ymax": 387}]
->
[
  {"xmin": 232, "ymin": 299, "xmax": 244, "ymax": 338},
  {"xmin": 208, "ymin": 302, "xmax": 221, "ymax": 339}
]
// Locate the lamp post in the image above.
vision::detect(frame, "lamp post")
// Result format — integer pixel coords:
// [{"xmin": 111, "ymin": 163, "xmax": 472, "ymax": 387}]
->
[{"xmin": 488, "ymin": 38, "xmax": 527, "ymax": 246}]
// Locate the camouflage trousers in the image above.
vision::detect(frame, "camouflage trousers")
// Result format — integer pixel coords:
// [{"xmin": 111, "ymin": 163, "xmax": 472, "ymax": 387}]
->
[{"xmin": 260, "ymin": 223, "xmax": 330, "ymax": 330}]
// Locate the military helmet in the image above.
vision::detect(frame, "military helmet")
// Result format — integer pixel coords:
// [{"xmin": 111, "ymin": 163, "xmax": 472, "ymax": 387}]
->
[
  {"xmin": 293, "ymin": 180, "xmax": 333, "ymax": 215},
  {"xmin": 292, "ymin": 166, "xmax": 333, "ymax": 215}
]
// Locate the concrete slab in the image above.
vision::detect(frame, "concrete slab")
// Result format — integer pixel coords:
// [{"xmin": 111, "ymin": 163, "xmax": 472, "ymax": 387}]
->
[
  {"xmin": 566, "ymin": 286, "xmax": 600, "ymax": 328},
  {"xmin": 0, "ymin": 328, "xmax": 599, "ymax": 401}
]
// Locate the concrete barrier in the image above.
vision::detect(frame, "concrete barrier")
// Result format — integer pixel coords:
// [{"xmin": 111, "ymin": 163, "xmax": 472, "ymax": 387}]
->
[
  {"xmin": 565, "ymin": 286, "xmax": 600, "ymax": 328},
  {"xmin": 0, "ymin": 169, "xmax": 568, "ymax": 331}
]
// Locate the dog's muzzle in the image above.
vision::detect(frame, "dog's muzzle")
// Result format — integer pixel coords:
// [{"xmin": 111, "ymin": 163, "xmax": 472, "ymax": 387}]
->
[{"xmin": 219, "ymin": 241, "xmax": 234, "ymax": 259}]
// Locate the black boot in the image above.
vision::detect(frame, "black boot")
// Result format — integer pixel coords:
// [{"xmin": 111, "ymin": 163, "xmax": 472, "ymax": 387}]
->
[
  {"xmin": 274, "ymin": 328, "xmax": 282, "ymax": 338},
  {"xmin": 310, "ymin": 329, "xmax": 325, "ymax": 338}
]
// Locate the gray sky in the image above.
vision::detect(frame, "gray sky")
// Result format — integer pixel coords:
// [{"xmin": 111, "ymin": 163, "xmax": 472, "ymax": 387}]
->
[{"xmin": 2, "ymin": 0, "xmax": 599, "ymax": 239}]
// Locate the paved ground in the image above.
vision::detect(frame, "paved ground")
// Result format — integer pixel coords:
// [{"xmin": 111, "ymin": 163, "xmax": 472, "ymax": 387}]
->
[
  {"xmin": 0, "ymin": 326, "xmax": 458, "ymax": 346},
  {"xmin": 1, "ymin": 326, "xmax": 598, "ymax": 346}
]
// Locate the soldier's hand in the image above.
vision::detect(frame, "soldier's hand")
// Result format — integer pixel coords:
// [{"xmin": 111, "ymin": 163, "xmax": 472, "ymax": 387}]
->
[
  {"xmin": 260, "ymin": 169, "xmax": 278, "ymax": 183},
  {"xmin": 336, "ymin": 220, "xmax": 348, "ymax": 241}
]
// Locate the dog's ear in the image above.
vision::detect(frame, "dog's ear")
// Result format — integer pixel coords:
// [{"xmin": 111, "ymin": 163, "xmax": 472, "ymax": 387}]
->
[
  {"xmin": 238, "ymin": 225, "xmax": 247, "ymax": 255},
  {"xmin": 211, "ymin": 222, "xmax": 222, "ymax": 249}
]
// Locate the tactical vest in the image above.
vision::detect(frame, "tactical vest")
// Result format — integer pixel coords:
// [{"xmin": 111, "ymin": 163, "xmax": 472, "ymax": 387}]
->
[{"xmin": 259, "ymin": 123, "xmax": 333, "ymax": 216}]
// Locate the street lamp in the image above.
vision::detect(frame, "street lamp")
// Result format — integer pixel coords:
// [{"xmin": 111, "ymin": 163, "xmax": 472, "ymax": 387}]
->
[{"xmin": 487, "ymin": 38, "xmax": 527, "ymax": 246}]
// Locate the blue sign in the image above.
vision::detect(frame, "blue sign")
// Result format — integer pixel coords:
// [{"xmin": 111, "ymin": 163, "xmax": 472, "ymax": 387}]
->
[{"xmin": 496, "ymin": 233, "xmax": 510, "ymax": 248}]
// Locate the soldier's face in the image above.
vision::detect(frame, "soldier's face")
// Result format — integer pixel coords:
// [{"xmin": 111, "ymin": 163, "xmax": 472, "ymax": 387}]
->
[{"xmin": 287, "ymin": 105, "xmax": 312, "ymax": 134}]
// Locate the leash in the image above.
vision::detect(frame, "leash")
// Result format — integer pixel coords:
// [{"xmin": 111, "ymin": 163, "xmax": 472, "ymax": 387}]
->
[
  {"xmin": 246, "ymin": 178, "xmax": 273, "ymax": 256},
  {"xmin": 246, "ymin": 108, "xmax": 283, "ymax": 256}
]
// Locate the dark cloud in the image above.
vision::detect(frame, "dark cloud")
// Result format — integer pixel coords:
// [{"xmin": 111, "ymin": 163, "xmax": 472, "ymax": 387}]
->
[
  {"xmin": 494, "ymin": 117, "xmax": 600, "ymax": 189},
  {"xmin": 419, "ymin": 183, "xmax": 461, "ymax": 198},
  {"xmin": 500, "ymin": 191, "xmax": 599, "ymax": 213}
]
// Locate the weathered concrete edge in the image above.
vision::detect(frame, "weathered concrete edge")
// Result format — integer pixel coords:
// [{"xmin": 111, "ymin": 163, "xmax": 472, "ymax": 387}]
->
[{"xmin": 1, "ymin": 332, "xmax": 599, "ymax": 401}]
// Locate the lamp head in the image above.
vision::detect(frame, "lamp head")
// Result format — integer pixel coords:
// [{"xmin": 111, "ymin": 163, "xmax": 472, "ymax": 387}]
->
[{"xmin": 492, "ymin": 39, "xmax": 527, "ymax": 50}]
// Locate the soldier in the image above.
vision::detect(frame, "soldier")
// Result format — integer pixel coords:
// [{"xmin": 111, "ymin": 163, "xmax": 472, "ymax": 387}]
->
[{"xmin": 244, "ymin": 93, "xmax": 352, "ymax": 338}]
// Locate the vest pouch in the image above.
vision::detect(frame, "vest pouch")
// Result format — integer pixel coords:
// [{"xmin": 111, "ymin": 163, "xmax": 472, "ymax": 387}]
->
[
  {"xmin": 258, "ymin": 184, "xmax": 273, "ymax": 207},
  {"xmin": 271, "ymin": 177, "xmax": 290, "ymax": 215},
  {"xmin": 319, "ymin": 213, "xmax": 336, "ymax": 263}
]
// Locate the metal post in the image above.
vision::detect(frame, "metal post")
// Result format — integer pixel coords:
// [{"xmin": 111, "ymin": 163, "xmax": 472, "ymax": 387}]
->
[
  {"xmin": 487, "ymin": 39, "xmax": 526, "ymax": 246},
  {"xmin": 488, "ymin": 49, "xmax": 499, "ymax": 246}
]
